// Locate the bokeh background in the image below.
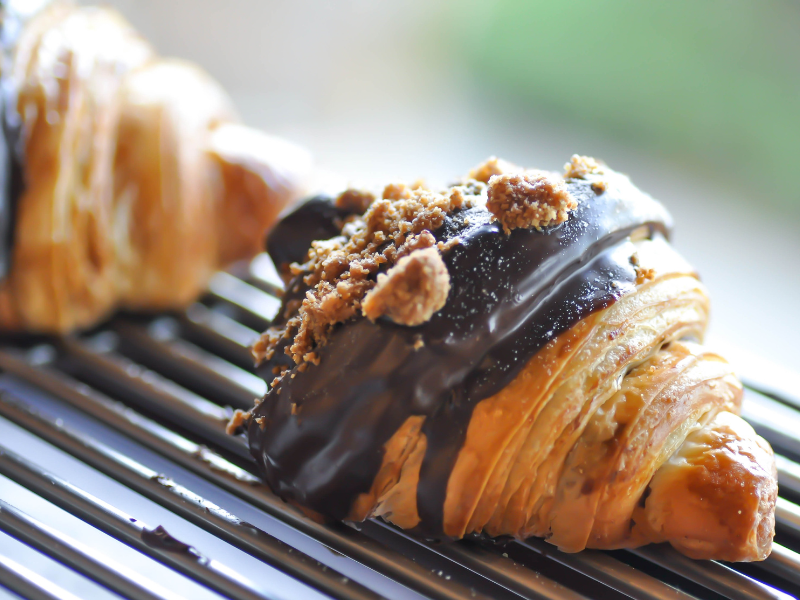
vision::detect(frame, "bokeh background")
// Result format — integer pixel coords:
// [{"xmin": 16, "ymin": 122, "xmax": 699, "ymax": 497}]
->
[{"xmin": 88, "ymin": 0, "xmax": 799, "ymax": 372}]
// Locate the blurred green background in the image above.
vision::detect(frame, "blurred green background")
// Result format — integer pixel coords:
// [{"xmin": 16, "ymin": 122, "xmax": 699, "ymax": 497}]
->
[{"xmin": 445, "ymin": 0, "xmax": 800, "ymax": 213}]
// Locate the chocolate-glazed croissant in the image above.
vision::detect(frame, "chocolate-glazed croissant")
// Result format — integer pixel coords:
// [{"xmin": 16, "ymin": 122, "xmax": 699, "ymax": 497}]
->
[
  {"xmin": 0, "ymin": 1, "xmax": 310, "ymax": 333},
  {"xmin": 241, "ymin": 156, "xmax": 777, "ymax": 562}
]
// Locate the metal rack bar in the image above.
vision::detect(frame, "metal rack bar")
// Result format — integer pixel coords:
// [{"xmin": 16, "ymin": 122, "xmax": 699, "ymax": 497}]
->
[
  {"xmin": 0, "ymin": 554, "xmax": 84, "ymax": 600},
  {"xmin": 0, "ymin": 498, "xmax": 180, "ymax": 600},
  {"xmin": 112, "ymin": 319, "xmax": 264, "ymax": 409},
  {"xmin": 1, "ymin": 254, "xmax": 799, "ymax": 600},
  {"xmin": 206, "ymin": 272, "xmax": 279, "ymax": 330},
  {"xmin": 519, "ymin": 539, "xmax": 694, "ymax": 600},
  {"xmin": 180, "ymin": 303, "xmax": 259, "ymax": 369},
  {"xmin": 628, "ymin": 545, "xmax": 790, "ymax": 600},
  {"xmin": 0, "ymin": 447, "xmax": 268, "ymax": 600},
  {"xmin": 757, "ymin": 544, "xmax": 800, "ymax": 588},
  {"xmin": 0, "ymin": 395, "xmax": 383, "ymax": 600},
  {"xmin": 0, "ymin": 351, "xmax": 504, "ymax": 600},
  {"xmin": 59, "ymin": 337, "xmax": 247, "ymax": 459}
]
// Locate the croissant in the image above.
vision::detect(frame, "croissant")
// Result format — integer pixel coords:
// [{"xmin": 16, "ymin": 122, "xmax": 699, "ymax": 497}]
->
[
  {"xmin": 0, "ymin": 1, "xmax": 310, "ymax": 333},
  {"xmin": 239, "ymin": 157, "xmax": 777, "ymax": 561}
]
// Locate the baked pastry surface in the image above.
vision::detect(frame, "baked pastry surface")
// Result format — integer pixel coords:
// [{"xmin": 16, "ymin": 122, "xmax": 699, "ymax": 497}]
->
[
  {"xmin": 0, "ymin": 2, "xmax": 310, "ymax": 333},
  {"xmin": 241, "ymin": 158, "xmax": 776, "ymax": 561}
]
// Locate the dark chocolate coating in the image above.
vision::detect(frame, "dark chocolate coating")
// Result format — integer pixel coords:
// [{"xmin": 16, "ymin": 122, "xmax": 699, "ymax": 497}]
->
[
  {"xmin": 266, "ymin": 195, "xmax": 359, "ymax": 273},
  {"xmin": 141, "ymin": 525, "xmax": 203, "ymax": 560},
  {"xmin": 249, "ymin": 174, "xmax": 671, "ymax": 538}
]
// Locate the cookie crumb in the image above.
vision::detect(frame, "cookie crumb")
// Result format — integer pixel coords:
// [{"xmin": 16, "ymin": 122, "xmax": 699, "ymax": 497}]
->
[
  {"xmin": 335, "ymin": 188, "xmax": 375, "ymax": 214},
  {"xmin": 382, "ymin": 182, "xmax": 413, "ymax": 200},
  {"xmin": 468, "ymin": 157, "xmax": 522, "ymax": 183},
  {"xmin": 564, "ymin": 155, "xmax": 605, "ymax": 179},
  {"xmin": 591, "ymin": 180, "xmax": 607, "ymax": 195},
  {"xmin": 437, "ymin": 237, "xmax": 461, "ymax": 252},
  {"xmin": 413, "ymin": 335, "xmax": 425, "ymax": 350},
  {"xmin": 635, "ymin": 266, "xmax": 656, "ymax": 285},
  {"xmin": 255, "ymin": 182, "xmax": 480, "ymax": 375},
  {"xmin": 226, "ymin": 409, "xmax": 251, "ymax": 435},
  {"xmin": 362, "ymin": 247, "xmax": 450, "ymax": 326},
  {"xmin": 486, "ymin": 171, "xmax": 576, "ymax": 233}
]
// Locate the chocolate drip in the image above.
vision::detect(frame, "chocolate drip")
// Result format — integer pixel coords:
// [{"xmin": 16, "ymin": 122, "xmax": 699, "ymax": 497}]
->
[
  {"xmin": 249, "ymin": 175, "xmax": 671, "ymax": 537},
  {"xmin": 140, "ymin": 525, "xmax": 203, "ymax": 560}
]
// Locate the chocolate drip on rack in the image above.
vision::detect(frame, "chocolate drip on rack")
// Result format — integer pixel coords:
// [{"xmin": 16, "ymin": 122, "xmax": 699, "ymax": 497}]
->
[{"xmin": 248, "ymin": 175, "xmax": 671, "ymax": 538}]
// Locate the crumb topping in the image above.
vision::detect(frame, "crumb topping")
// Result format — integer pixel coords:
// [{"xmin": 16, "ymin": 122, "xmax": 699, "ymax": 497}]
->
[
  {"xmin": 253, "ymin": 182, "xmax": 483, "ymax": 377},
  {"xmin": 225, "ymin": 409, "xmax": 251, "ymax": 435},
  {"xmin": 563, "ymin": 154, "xmax": 605, "ymax": 179},
  {"xmin": 362, "ymin": 247, "xmax": 450, "ymax": 326},
  {"xmin": 486, "ymin": 171, "xmax": 577, "ymax": 233},
  {"xmin": 335, "ymin": 188, "xmax": 375, "ymax": 214},
  {"xmin": 251, "ymin": 154, "xmax": 595, "ymax": 387},
  {"xmin": 591, "ymin": 180, "xmax": 607, "ymax": 195},
  {"xmin": 635, "ymin": 266, "xmax": 656, "ymax": 285},
  {"xmin": 468, "ymin": 156, "xmax": 522, "ymax": 183}
]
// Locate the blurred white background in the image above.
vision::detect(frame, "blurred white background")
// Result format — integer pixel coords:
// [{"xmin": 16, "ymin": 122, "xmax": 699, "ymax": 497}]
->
[{"xmin": 86, "ymin": 0, "xmax": 799, "ymax": 373}]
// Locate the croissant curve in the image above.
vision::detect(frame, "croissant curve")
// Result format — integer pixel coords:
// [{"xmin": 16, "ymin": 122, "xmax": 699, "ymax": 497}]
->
[
  {"xmin": 242, "ymin": 159, "xmax": 775, "ymax": 560},
  {"xmin": 0, "ymin": 2, "xmax": 310, "ymax": 333}
]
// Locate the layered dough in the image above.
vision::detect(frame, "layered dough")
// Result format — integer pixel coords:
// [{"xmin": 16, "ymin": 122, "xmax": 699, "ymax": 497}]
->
[
  {"xmin": 0, "ymin": 2, "xmax": 310, "ymax": 332},
  {"xmin": 354, "ymin": 236, "xmax": 776, "ymax": 561}
]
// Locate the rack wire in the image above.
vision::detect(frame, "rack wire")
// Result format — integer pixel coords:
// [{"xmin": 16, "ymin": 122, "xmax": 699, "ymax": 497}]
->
[{"xmin": 0, "ymin": 254, "xmax": 798, "ymax": 600}]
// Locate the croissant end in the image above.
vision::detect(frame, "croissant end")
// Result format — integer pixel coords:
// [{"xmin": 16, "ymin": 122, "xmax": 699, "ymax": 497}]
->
[{"xmin": 637, "ymin": 410, "xmax": 777, "ymax": 561}]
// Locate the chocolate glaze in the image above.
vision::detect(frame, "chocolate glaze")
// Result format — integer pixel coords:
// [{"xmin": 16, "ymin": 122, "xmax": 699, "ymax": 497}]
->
[
  {"xmin": 249, "ymin": 173, "xmax": 672, "ymax": 538},
  {"xmin": 266, "ymin": 195, "xmax": 360, "ymax": 274},
  {"xmin": 0, "ymin": 1, "xmax": 37, "ymax": 280},
  {"xmin": 141, "ymin": 525, "xmax": 203, "ymax": 560}
]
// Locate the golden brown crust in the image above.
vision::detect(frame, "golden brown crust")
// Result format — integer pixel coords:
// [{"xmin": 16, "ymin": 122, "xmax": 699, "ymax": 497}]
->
[
  {"xmin": 486, "ymin": 171, "xmax": 577, "ymax": 234},
  {"xmin": 636, "ymin": 411, "xmax": 776, "ymax": 561},
  {"xmin": 0, "ymin": 5, "xmax": 307, "ymax": 333},
  {"xmin": 353, "ymin": 236, "xmax": 775, "ymax": 560}
]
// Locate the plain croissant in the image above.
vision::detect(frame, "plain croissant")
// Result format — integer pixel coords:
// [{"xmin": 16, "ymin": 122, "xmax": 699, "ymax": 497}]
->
[
  {"xmin": 0, "ymin": 2, "xmax": 310, "ymax": 333},
  {"xmin": 240, "ymin": 156, "xmax": 777, "ymax": 562}
]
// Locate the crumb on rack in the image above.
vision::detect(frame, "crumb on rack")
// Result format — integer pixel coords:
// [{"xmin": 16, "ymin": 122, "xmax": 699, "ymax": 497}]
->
[
  {"xmin": 563, "ymin": 154, "xmax": 605, "ymax": 179},
  {"xmin": 362, "ymin": 247, "xmax": 450, "ymax": 326},
  {"xmin": 226, "ymin": 409, "xmax": 251, "ymax": 435},
  {"xmin": 335, "ymin": 188, "xmax": 375, "ymax": 214},
  {"xmin": 468, "ymin": 156, "xmax": 522, "ymax": 184},
  {"xmin": 486, "ymin": 171, "xmax": 576, "ymax": 233}
]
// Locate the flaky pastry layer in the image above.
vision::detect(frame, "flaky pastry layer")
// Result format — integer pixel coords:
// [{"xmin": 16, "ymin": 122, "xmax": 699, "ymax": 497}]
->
[{"xmin": 358, "ymin": 237, "xmax": 775, "ymax": 561}]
